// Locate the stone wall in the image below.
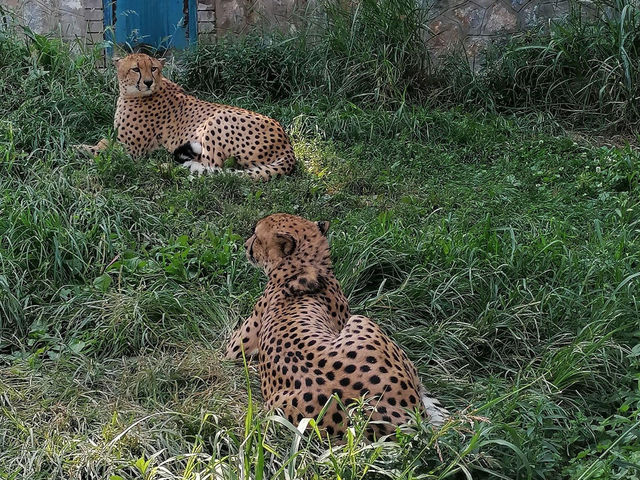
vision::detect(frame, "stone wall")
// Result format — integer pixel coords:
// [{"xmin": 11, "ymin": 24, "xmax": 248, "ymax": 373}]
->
[
  {"xmin": 203, "ymin": 0, "xmax": 312, "ymax": 36},
  {"xmin": 428, "ymin": 0, "xmax": 571, "ymax": 64},
  {"xmin": 198, "ymin": 0, "xmax": 217, "ymax": 41},
  {"xmin": 1, "ymin": 0, "xmax": 572, "ymax": 60},
  {"xmin": 1, "ymin": 0, "xmax": 102, "ymax": 43}
]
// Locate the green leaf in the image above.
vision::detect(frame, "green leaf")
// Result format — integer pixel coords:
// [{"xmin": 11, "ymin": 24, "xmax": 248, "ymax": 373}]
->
[{"xmin": 93, "ymin": 273, "xmax": 112, "ymax": 292}]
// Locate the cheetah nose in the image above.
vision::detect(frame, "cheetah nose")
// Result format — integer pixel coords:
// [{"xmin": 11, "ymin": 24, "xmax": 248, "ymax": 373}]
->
[{"xmin": 143, "ymin": 80, "xmax": 153, "ymax": 87}]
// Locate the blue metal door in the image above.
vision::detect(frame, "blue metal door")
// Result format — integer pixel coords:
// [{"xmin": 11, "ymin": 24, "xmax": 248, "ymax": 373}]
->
[{"xmin": 103, "ymin": 0, "xmax": 197, "ymax": 52}]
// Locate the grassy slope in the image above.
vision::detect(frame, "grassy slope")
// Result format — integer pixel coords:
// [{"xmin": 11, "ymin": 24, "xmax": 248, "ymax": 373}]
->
[{"xmin": 1, "ymin": 35, "xmax": 640, "ymax": 479}]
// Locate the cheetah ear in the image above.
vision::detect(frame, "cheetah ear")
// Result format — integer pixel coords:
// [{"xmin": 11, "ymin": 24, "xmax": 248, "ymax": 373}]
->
[
  {"xmin": 158, "ymin": 58, "xmax": 166, "ymax": 67},
  {"xmin": 316, "ymin": 221, "xmax": 330, "ymax": 236},
  {"xmin": 275, "ymin": 233, "xmax": 296, "ymax": 257},
  {"xmin": 287, "ymin": 266, "xmax": 326, "ymax": 296},
  {"xmin": 112, "ymin": 56, "xmax": 122, "ymax": 67}
]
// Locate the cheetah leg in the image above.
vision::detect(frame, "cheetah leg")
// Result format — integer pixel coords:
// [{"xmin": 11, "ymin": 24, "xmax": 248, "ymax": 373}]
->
[
  {"xmin": 224, "ymin": 295, "xmax": 267, "ymax": 361},
  {"xmin": 182, "ymin": 141, "xmax": 227, "ymax": 176},
  {"xmin": 266, "ymin": 390, "xmax": 333, "ymax": 431},
  {"xmin": 265, "ymin": 390, "xmax": 322, "ymax": 432},
  {"xmin": 269, "ymin": 391, "xmax": 362, "ymax": 441},
  {"xmin": 224, "ymin": 319, "xmax": 258, "ymax": 361},
  {"xmin": 241, "ymin": 151, "xmax": 296, "ymax": 181},
  {"xmin": 73, "ymin": 138, "xmax": 110, "ymax": 157}
]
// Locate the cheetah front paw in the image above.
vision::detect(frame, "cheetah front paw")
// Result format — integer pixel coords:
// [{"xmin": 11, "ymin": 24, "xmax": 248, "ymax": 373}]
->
[
  {"xmin": 182, "ymin": 161, "xmax": 222, "ymax": 176},
  {"xmin": 72, "ymin": 144, "xmax": 97, "ymax": 156},
  {"xmin": 229, "ymin": 169, "xmax": 249, "ymax": 177},
  {"xmin": 72, "ymin": 139, "xmax": 110, "ymax": 157}
]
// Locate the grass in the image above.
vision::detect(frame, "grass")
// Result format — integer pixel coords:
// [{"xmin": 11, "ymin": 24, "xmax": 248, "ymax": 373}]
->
[
  {"xmin": 445, "ymin": 0, "xmax": 640, "ymax": 131},
  {"xmin": 1, "ymin": 7, "xmax": 640, "ymax": 480}
]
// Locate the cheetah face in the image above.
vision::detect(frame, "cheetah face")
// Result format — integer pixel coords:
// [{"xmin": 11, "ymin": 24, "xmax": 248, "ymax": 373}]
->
[
  {"xmin": 245, "ymin": 214, "xmax": 330, "ymax": 274},
  {"xmin": 114, "ymin": 53, "xmax": 165, "ymax": 97}
]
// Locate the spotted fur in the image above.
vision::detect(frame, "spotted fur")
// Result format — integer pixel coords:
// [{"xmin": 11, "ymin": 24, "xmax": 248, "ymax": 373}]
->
[
  {"xmin": 225, "ymin": 214, "xmax": 448, "ymax": 440},
  {"xmin": 76, "ymin": 53, "xmax": 296, "ymax": 181}
]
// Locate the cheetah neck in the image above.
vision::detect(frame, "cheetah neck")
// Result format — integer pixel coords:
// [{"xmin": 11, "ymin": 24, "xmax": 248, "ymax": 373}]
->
[
  {"xmin": 114, "ymin": 78, "xmax": 186, "ymax": 146},
  {"xmin": 267, "ymin": 236, "xmax": 327, "ymax": 271},
  {"xmin": 267, "ymin": 244, "xmax": 333, "ymax": 292},
  {"xmin": 265, "ymin": 252, "xmax": 351, "ymax": 331}
]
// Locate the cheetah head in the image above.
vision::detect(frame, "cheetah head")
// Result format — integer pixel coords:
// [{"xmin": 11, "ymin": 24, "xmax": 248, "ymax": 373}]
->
[
  {"xmin": 245, "ymin": 213, "xmax": 331, "ymax": 294},
  {"xmin": 113, "ymin": 53, "xmax": 165, "ymax": 97}
]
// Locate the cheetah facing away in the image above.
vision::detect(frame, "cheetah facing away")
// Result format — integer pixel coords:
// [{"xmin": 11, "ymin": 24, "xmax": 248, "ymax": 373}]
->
[
  {"xmin": 77, "ymin": 53, "xmax": 296, "ymax": 181},
  {"xmin": 225, "ymin": 214, "xmax": 448, "ymax": 440}
]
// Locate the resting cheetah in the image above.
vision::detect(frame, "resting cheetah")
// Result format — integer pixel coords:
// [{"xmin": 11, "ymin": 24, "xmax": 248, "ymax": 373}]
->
[
  {"xmin": 77, "ymin": 53, "xmax": 295, "ymax": 181},
  {"xmin": 225, "ymin": 214, "xmax": 448, "ymax": 440}
]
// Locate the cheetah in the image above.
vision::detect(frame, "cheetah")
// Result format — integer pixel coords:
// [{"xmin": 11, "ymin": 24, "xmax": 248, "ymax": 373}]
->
[
  {"xmin": 225, "ymin": 214, "xmax": 448, "ymax": 440},
  {"xmin": 77, "ymin": 53, "xmax": 296, "ymax": 181}
]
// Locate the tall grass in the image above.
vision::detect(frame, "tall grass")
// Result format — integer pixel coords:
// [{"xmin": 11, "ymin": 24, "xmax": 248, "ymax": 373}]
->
[
  {"xmin": 180, "ymin": 0, "xmax": 432, "ymax": 105},
  {"xmin": 455, "ymin": 0, "xmax": 640, "ymax": 130}
]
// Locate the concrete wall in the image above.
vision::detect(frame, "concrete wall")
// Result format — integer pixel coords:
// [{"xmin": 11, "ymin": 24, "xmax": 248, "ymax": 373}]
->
[{"xmin": 1, "ymin": 0, "xmax": 572, "ymax": 60}]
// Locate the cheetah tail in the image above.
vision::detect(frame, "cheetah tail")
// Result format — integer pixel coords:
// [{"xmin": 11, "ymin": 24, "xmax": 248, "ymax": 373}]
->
[
  {"xmin": 242, "ymin": 153, "xmax": 296, "ymax": 181},
  {"xmin": 419, "ymin": 385, "xmax": 449, "ymax": 427}
]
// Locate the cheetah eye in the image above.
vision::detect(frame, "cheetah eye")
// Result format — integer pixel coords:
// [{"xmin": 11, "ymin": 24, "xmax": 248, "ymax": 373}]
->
[
  {"xmin": 132, "ymin": 67, "xmax": 140, "ymax": 73},
  {"xmin": 151, "ymin": 67, "xmax": 158, "ymax": 72}
]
